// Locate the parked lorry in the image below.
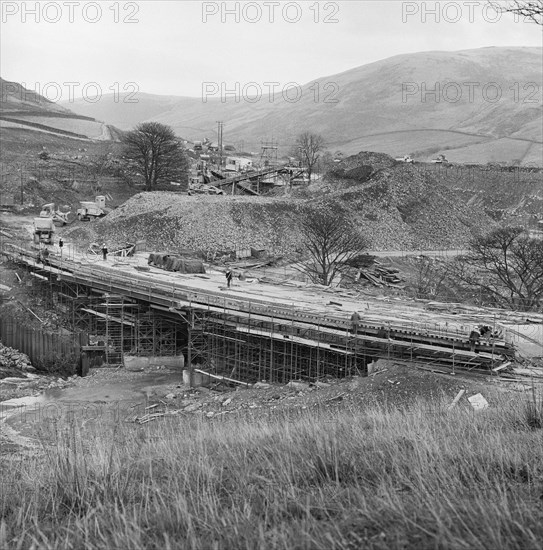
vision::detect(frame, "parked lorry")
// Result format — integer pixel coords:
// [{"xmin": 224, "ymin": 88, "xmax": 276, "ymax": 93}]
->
[
  {"xmin": 40, "ymin": 203, "xmax": 72, "ymax": 226},
  {"xmin": 33, "ymin": 217, "xmax": 55, "ymax": 244},
  {"xmin": 77, "ymin": 195, "xmax": 106, "ymax": 221}
]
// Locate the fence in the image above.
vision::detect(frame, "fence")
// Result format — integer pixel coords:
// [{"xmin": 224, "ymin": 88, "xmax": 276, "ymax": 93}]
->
[{"xmin": 0, "ymin": 317, "xmax": 86, "ymax": 374}]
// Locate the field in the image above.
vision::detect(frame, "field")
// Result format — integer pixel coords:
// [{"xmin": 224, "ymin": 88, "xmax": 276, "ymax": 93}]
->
[
  {"xmin": 5, "ymin": 115, "xmax": 108, "ymax": 139},
  {"xmin": 1, "ymin": 373, "xmax": 542, "ymax": 550},
  {"xmin": 440, "ymin": 138, "xmax": 536, "ymax": 166},
  {"xmin": 333, "ymin": 130, "xmax": 489, "ymax": 159}
]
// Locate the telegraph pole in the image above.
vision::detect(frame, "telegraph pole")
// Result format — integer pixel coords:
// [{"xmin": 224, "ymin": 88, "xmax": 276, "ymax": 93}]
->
[
  {"xmin": 217, "ymin": 121, "xmax": 224, "ymax": 169},
  {"xmin": 20, "ymin": 164, "xmax": 24, "ymax": 205}
]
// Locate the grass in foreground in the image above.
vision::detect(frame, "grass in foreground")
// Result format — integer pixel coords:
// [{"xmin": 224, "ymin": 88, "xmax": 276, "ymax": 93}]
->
[{"xmin": 1, "ymin": 393, "xmax": 542, "ymax": 550}]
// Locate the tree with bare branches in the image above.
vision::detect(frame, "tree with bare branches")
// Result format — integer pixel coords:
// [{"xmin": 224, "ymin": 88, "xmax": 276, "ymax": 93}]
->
[
  {"xmin": 293, "ymin": 132, "xmax": 325, "ymax": 184},
  {"xmin": 451, "ymin": 227, "xmax": 543, "ymax": 311},
  {"xmin": 297, "ymin": 200, "xmax": 367, "ymax": 286},
  {"xmin": 489, "ymin": 1, "xmax": 543, "ymax": 24},
  {"xmin": 122, "ymin": 122, "xmax": 189, "ymax": 190}
]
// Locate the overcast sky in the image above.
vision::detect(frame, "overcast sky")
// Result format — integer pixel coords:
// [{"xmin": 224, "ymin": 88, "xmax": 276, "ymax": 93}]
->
[{"xmin": 1, "ymin": 1, "xmax": 541, "ymax": 101}]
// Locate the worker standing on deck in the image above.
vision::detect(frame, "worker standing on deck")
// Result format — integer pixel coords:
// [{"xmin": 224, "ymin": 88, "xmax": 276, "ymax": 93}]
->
[
  {"xmin": 101, "ymin": 243, "xmax": 108, "ymax": 261},
  {"xmin": 469, "ymin": 326, "xmax": 480, "ymax": 353},
  {"xmin": 350, "ymin": 311, "xmax": 361, "ymax": 335},
  {"xmin": 225, "ymin": 268, "xmax": 233, "ymax": 288}
]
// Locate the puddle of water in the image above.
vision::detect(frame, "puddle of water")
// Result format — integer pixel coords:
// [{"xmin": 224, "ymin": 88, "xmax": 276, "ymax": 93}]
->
[{"xmin": 1, "ymin": 370, "xmax": 184, "ymax": 428}]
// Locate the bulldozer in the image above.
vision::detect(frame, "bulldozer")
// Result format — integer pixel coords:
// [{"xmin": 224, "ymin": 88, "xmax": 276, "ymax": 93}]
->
[
  {"xmin": 40, "ymin": 203, "xmax": 72, "ymax": 226},
  {"xmin": 33, "ymin": 217, "xmax": 55, "ymax": 244},
  {"xmin": 77, "ymin": 195, "xmax": 107, "ymax": 221}
]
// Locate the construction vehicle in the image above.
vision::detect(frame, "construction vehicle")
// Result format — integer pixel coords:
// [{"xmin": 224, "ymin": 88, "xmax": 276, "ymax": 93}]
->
[
  {"xmin": 33, "ymin": 217, "xmax": 55, "ymax": 244},
  {"xmin": 39, "ymin": 203, "xmax": 72, "ymax": 226},
  {"xmin": 395, "ymin": 155, "xmax": 415, "ymax": 163},
  {"xmin": 77, "ymin": 195, "xmax": 106, "ymax": 221}
]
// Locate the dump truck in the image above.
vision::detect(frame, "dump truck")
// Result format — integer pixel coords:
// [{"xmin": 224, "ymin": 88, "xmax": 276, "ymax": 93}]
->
[
  {"xmin": 33, "ymin": 217, "xmax": 55, "ymax": 244},
  {"xmin": 77, "ymin": 195, "xmax": 106, "ymax": 221},
  {"xmin": 40, "ymin": 203, "xmax": 72, "ymax": 226}
]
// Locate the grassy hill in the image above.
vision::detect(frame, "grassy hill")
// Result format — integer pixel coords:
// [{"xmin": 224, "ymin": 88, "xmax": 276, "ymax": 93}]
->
[
  {"xmin": 62, "ymin": 47, "xmax": 542, "ymax": 165},
  {"xmin": 0, "ymin": 78, "xmax": 131, "ymax": 209},
  {"xmin": 0, "ymin": 78, "xmax": 118, "ymax": 141}
]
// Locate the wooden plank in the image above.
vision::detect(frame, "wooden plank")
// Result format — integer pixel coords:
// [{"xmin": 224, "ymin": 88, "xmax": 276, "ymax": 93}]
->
[{"xmin": 193, "ymin": 368, "xmax": 249, "ymax": 386}]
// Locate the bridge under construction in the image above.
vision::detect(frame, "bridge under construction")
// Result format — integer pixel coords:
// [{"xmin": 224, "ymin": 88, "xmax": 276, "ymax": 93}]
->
[{"xmin": 4, "ymin": 245, "xmax": 518, "ymax": 384}]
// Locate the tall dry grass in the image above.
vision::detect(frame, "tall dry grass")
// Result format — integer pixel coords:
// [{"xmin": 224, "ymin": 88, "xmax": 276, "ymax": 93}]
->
[{"xmin": 1, "ymin": 393, "xmax": 542, "ymax": 550}]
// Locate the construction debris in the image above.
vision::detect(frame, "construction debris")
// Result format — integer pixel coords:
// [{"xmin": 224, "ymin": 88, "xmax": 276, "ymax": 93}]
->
[
  {"xmin": 448, "ymin": 389, "xmax": 466, "ymax": 409},
  {"xmin": 0, "ymin": 344, "xmax": 37, "ymax": 379},
  {"xmin": 468, "ymin": 393, "xmax": 489, "ymax": 410}
]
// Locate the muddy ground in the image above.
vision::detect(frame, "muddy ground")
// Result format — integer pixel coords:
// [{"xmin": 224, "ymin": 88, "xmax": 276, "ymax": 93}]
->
[{"xmin": 1, "ymin": 360, "xmax": 524, "ymax": 459}]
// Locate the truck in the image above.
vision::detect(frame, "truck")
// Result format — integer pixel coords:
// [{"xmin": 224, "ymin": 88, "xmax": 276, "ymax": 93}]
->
[
  {"xmin": 33, "ymin": 217, "xmax": 55, "ymax": 244},
  {"xmin": 39, "ymin": 203, "xmax": 72, "ymax": 226},
  {"xmin": 77, "ymin": 195, "xmax": 106, "ymax": 221}
]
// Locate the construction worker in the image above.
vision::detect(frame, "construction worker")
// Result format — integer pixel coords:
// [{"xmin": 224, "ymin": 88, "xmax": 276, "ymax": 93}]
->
[
  {"xmin": 101, "ymin": 243, "xmax": 108, "ymax": 261},
  {"xmin": 225, "ymin": 269, "xmax": 233, "ymax": 288},
  {"xmin": 469, "ymin": 326, "xmax": 481, "ymax": 353},
  {"xmin": 350, "ymin": 311, "xmax": 361, "ymax": 335}
]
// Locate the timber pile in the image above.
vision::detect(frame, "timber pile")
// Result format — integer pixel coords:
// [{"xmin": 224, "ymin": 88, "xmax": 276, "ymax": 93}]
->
[{"xmin": 358, "ymin": 265, "xmax": 403, "ymax": 288}]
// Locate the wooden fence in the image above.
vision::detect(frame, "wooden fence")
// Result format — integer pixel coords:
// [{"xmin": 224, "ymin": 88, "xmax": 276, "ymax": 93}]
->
[{"xmin": 0, "ymin": 317, "xmax": 87, "ymax": 374}]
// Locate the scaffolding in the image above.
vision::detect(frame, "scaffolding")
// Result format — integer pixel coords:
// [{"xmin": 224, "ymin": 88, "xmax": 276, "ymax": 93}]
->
[
  {"xmin": 9, "ymin": 246, "xmax": 513, "ymax": 380},
  {"xmin": 179, "ymin": 303, "xmax": 385, "ymax": 383}
]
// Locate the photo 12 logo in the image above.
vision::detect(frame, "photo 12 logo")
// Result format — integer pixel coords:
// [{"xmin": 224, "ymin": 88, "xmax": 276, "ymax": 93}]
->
[
  {"xmin": 1, "ymin": 1, "xmax": 140, "ymax": 23},
  {"xmin": 401, "ymin": 82, "xmax": 541, "ymax": 104},
  {"xmin": 0, "ymin": 81, "xmax": 140, "ymax": 104},
  {"xmin": 201, "ymin": 1, "xmax": 340, "ymax": 23},
  {"xmin": 401, "ymin": 1, "xmax": 537, "ymax": 23},
  {"xmin": 202, "ymin": 81, "xmax": 340, "ymax": 104}
]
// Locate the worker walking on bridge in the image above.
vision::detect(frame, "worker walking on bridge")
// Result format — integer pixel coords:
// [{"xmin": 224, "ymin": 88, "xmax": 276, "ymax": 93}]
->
[{"xmin": 101, "ymin": 243, "xmax": 108, "ymax": 261}]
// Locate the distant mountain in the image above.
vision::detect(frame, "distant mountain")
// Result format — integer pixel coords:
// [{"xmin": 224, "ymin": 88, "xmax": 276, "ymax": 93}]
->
[
  {"xmin": 0, "ymin": 78, "xmax": 119, "ymax": 141},
  {"xmin": 61, "ymin": 47, "xmax": 542, "ymax": 165}
]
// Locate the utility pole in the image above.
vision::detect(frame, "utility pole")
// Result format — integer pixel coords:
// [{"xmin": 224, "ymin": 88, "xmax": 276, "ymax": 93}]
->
[
  {"xmin": 20, "ymin": 164, "xmax": 24, "ymax": 205},
  {"xmin": 217, "ymin": 121, "xmax": 224, "ymax": 169}
]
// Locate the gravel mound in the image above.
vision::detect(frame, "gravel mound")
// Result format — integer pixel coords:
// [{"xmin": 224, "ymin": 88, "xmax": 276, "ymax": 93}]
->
[{"xmin": 96, "ymin": 194, "xmax": 302, "ymax": 256}]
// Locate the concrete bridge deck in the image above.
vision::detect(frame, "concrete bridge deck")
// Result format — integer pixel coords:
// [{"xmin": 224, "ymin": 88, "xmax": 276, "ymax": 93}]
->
[{"xmin": 4, "ymin": 244, "xmax": 522, "ymax": 380}]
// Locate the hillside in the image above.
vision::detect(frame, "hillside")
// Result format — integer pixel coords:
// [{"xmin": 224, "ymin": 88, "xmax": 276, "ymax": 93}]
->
[
  {"xmin": 62, "ymin": 152, "xmax": 494, "ymax": 254},
  {"xmin": 0, "ymin": 78, "xmax": 118, "ymax": 141},
  {"xmin": 62, "ymin": 47, "xmax": 542, "ymax": 165}
]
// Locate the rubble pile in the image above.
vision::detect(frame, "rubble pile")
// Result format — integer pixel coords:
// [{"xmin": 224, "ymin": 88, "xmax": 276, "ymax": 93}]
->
[
  {"xmin": 327, "ymin": 154, "xmax": 494, "ymax": 249},
  {"xmin": 431, "ymin": 164, "xmax": 543, "ymax": 222},
  {"xmin": 97, "ymin": 193, "xmax": 301, "ymax": 257},
  {"xmin": 0, "ymin": 343, "xmax": 36, "ymax": 379}
]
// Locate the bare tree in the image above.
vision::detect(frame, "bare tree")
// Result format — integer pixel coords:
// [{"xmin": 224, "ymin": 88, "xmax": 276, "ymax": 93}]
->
[
  {"xmin": 122, "ymin": 122, "xmax": 189, "ymax": 190},
  {"xmin": 293, "ymin": 132, "xmax": 325, "ymax": 184},
  {"xmin": 488, "ymin": 1, "xmax": 543, "ymax": 24},
  {"xmin": 450, "ymin": 227, "xmax": 543, "ymax": 311},
  {"xmin": 412, "ymin": 256, "xmax": 447, "ymax": 299},
  {"xmin": 297, "ymin": 200, "xmax": 367, "ymax": 286}
]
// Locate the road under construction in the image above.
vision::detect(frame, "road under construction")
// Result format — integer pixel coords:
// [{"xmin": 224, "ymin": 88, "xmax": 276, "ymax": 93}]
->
[{"xmin": 4, "ymin": 244, "xmax": 522, "ymax": 384}]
